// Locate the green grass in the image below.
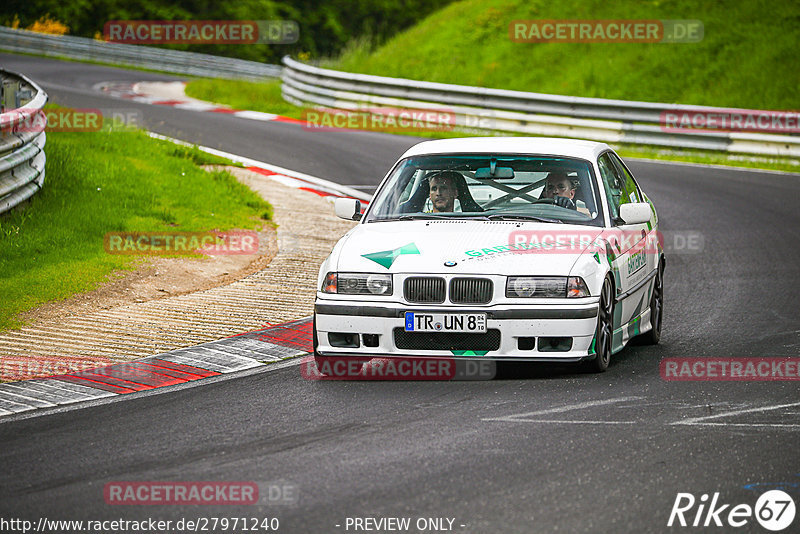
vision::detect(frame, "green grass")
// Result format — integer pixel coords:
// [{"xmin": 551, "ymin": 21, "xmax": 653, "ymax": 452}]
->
[
  {"xmin": 335, "ymin": 0, "xmax": 799, "ymax": 110},
  {"xmin": 0, "ymin": 107, "xmax": 273, "ymax": 331},
  {"xmin": 616, "ymin": 146, "xmax": 800, "ymax": 174},
  {"xmin": 184, "ymin": 0, "xmax": 798, "ymax": 174},
  {"xmin": 169, "ymin": 143, "xmax": 246, "ymax": 168},
  {"xmin": 185, "ymin": 79, "xmax": 307, "ymax": 120}
]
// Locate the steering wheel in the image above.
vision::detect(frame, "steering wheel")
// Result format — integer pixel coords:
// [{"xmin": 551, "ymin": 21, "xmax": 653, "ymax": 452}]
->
[{"xmin": 534, "ymin": 197, "xmax": 576, "ymax": 210}]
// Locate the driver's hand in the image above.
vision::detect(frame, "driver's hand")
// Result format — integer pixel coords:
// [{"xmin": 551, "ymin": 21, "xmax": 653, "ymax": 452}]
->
[{"xmin": 553, "ymin": 196, "xmax": 576, "ymax": 210}]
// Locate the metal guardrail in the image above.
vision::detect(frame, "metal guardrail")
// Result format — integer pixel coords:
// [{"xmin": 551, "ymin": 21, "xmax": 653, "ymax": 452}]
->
[
  {"xmin": 0, "ymin": 69, "xmax": 47, "ymax": 215},
  {"xmin": 0, "ymin": 26, "xmax": 281, "ymax": 81},
  {"xmin": 282, "ymin": 56, "xmax": 800, "ymax": 158}
]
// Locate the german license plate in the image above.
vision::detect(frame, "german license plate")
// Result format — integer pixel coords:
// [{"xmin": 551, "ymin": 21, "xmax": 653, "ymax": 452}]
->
[{"xmin": 404, "ymin": 312, "xmax": 487, "ymax": 333}]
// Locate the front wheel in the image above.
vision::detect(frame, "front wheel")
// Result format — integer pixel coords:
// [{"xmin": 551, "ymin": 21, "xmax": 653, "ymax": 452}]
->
[{"xmin": 585, "ymin": 276, "xmax": 614, "ymax": 373}]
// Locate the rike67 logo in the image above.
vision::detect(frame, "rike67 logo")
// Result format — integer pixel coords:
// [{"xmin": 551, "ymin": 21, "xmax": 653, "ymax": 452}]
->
[{"xmin": 668, "ymin": 490, "xmax": 795, "ymax": 530}]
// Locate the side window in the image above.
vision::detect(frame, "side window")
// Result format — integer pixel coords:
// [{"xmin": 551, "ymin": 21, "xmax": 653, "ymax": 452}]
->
[
  {"xmin": 609, "ymin": 153, "xmax": 642, "ymax": 205},
  {"xmin": 597, "ymin": 153, "xmax": 622, "ymax": 219}
]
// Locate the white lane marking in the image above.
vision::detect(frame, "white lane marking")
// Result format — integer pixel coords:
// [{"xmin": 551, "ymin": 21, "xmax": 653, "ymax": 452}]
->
[
  {"xmin": 161, "ymin": 353, "xmax": 232, "ymax": 373},
  {"xmin": 37, "ymin": 379, "xmax": 116, "ymax": 399},
  {"xmin": 0, "ymin": 389, "xmax": 56, "ymax": 408},
  {"xmin": 482, "ymin": 396, "xmax": 642, "ymax": 422},
  {"xmin": 498, "ymin": 419, "xmax": 638, "ymax": 425},
  {"xmin": 172, "ymin": 102, "xmax": 217, "ymax": 111},
  {"xmin": 0, "ymin": 395, "xmax": 37, "ymax": 413},
  {"xmin": 671, "ymin": 401, "xmax": 800, "ymax": 426},
  {"xmin": 233, "ymin": 110, "xmax": 279, "ymax": 121},
  {"xmin": 673, "ymin": 423, "xmax": 800, "ymax": 429},
  {"xmin": 207, "ymin": 340, "xmax": 302, "ymax": 361},
  {"xmin": 0, "ymin": 383, "xmax": 82, "ymax": 405},
  {"xmin": 201, "ymin": 344, "xmax": 282, "ymax": 362}
]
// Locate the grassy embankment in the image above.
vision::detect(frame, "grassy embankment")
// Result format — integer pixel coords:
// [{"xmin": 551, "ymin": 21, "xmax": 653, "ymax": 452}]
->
[
  {"xmin": 185, "ymin": 0, "xmax": 799, "ymax": 172},
  {"xmin": 0, "ymin": 109, "xmax": 273, "ymax": 331}
]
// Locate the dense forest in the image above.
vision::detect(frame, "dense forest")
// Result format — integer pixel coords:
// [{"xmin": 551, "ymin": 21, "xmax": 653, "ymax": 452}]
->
[{"xmin": 4, "ymin": 0, "xmax": 454, "ymax": 63}]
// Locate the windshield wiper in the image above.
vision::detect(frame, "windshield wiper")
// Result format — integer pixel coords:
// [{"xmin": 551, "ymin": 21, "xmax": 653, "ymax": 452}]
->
[
  {"xmin": 370, "ymin": 214, "xmax": 492, "ymax": 222},
  {"xmin": 394, "ymin": 214, "xmax": 492, "ymax": 221},
  {"xmin": 397, "ymin": 214, "xmax": 450, "ymax": 220},
  {"xmin": 366, "ymin": 214, "xmax": 451, "ymax": 222},
  {"xmin": 486, "ymin": 214, "xmax": 563, "ymax": 223}
]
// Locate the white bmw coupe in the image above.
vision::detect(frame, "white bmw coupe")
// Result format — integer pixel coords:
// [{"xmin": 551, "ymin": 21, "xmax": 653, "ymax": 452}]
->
[{"xmin": 314, "ymin": 138, "xmax": 664, "ymax": 372}]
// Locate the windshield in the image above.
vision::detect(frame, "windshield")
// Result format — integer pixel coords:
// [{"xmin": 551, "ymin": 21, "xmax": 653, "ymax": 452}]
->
[{"xmin": 364, "ymin": 154, "xmax": 605, "ymax": 226}]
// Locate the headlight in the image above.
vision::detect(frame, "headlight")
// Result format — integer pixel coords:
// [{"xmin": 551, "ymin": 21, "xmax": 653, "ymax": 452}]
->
[
  {"xmin": 321, "ymin": 272, "xmax": 393, "ymax": 295},
  {"xmin": 506, "ymin": 276, "xmax": 590, "ymax": 298}
]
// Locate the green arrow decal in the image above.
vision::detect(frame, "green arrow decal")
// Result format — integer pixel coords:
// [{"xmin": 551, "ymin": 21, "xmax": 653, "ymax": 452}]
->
[{"xmin": 362, "ymin": 242, "xmax": 420, "ymax": 269}]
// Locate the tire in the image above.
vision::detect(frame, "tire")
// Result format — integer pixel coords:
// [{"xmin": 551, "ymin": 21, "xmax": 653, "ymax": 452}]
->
[
  {"xmin": 585, "ymin": 276, "xmax": 614, "ymax": 373},
  {"xmin": 312, "ymin": 313, "xmax": 320, "ymax": 357},
  {"xmin": 639, "ymin": 261, "xmax": 664, "ymax": 345}
]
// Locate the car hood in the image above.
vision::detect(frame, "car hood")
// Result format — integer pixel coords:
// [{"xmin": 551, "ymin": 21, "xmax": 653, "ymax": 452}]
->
[{"xmin": 334, "ymin": 220, "xmax": 604, "ymax": 275}]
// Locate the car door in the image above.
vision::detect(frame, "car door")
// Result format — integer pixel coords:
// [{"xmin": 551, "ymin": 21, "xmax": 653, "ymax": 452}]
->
[
  {"xmin": 608, "ymin": 151, "xmax": 659, "ymax": 277},
  {"xmin": 597, "ymin": 152, "xmax": 652, "ymax": 348}
]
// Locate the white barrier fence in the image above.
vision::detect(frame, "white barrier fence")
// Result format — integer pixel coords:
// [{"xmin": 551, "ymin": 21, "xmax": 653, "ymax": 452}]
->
[
  {"xmin": 0, "ymin": 26, "xmax": 281, "ymax": 81},
  {"xmin": 0, "ymin": 69, "xmax": 47, "ymax": 215},
  {"xmin": 281, "ymin": 56, "xmax": 799, "ymax": 158}
]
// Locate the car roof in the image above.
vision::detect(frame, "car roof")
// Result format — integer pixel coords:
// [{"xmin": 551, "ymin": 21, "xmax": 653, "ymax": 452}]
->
[{"xmin": 399, "ymin": 137, "xmax": 611, "ymax": 161}]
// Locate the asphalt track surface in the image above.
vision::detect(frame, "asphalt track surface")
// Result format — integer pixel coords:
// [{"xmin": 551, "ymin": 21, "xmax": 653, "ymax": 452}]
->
[{"xmin": 1, "ymin": 54, "xmax": 799, "ymax": 533}]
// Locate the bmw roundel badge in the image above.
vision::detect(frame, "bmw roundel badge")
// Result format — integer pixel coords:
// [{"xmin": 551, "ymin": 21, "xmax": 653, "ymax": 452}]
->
[{"xmin": 444, "ymin": 261, "xmax": 457, "ymax": 267}]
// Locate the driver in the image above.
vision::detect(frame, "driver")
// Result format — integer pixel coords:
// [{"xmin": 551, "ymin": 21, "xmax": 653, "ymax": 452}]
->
[
  {"xmin": 425, "ymin": 171, "xmax": 460, "ymax": 213},
  {"xmin": 540, "ymin": 171, "xmax": 579, "ymax": 210}
]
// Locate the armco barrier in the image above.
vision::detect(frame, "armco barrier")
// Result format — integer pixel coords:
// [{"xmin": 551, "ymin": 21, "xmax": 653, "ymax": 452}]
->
[
  {"xmin": 0, "ymin": 69, "xmax": 47, "ymax": 215},
  {"xmin": 281, "ymin": 56, "xmax": 800, "ymax": 158},
  {"xmin": 0, "ymin": 26, "xmax": 280, "ymax": 81}
]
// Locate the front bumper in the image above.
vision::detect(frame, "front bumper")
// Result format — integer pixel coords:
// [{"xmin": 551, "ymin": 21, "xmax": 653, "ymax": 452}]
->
[{"xmin": 314, "ymin": 298, "xmax": 600, "ymax": 362}]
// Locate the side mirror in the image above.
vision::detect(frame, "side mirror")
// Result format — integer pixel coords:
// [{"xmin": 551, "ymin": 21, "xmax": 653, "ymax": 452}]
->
[
  {"xmin": 334, "ymin": 197, "xmax": 362, "ymax": 221},
  {"xmin": 618, "ymin": 202, "xmax": 651, "ymax": 225}
]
